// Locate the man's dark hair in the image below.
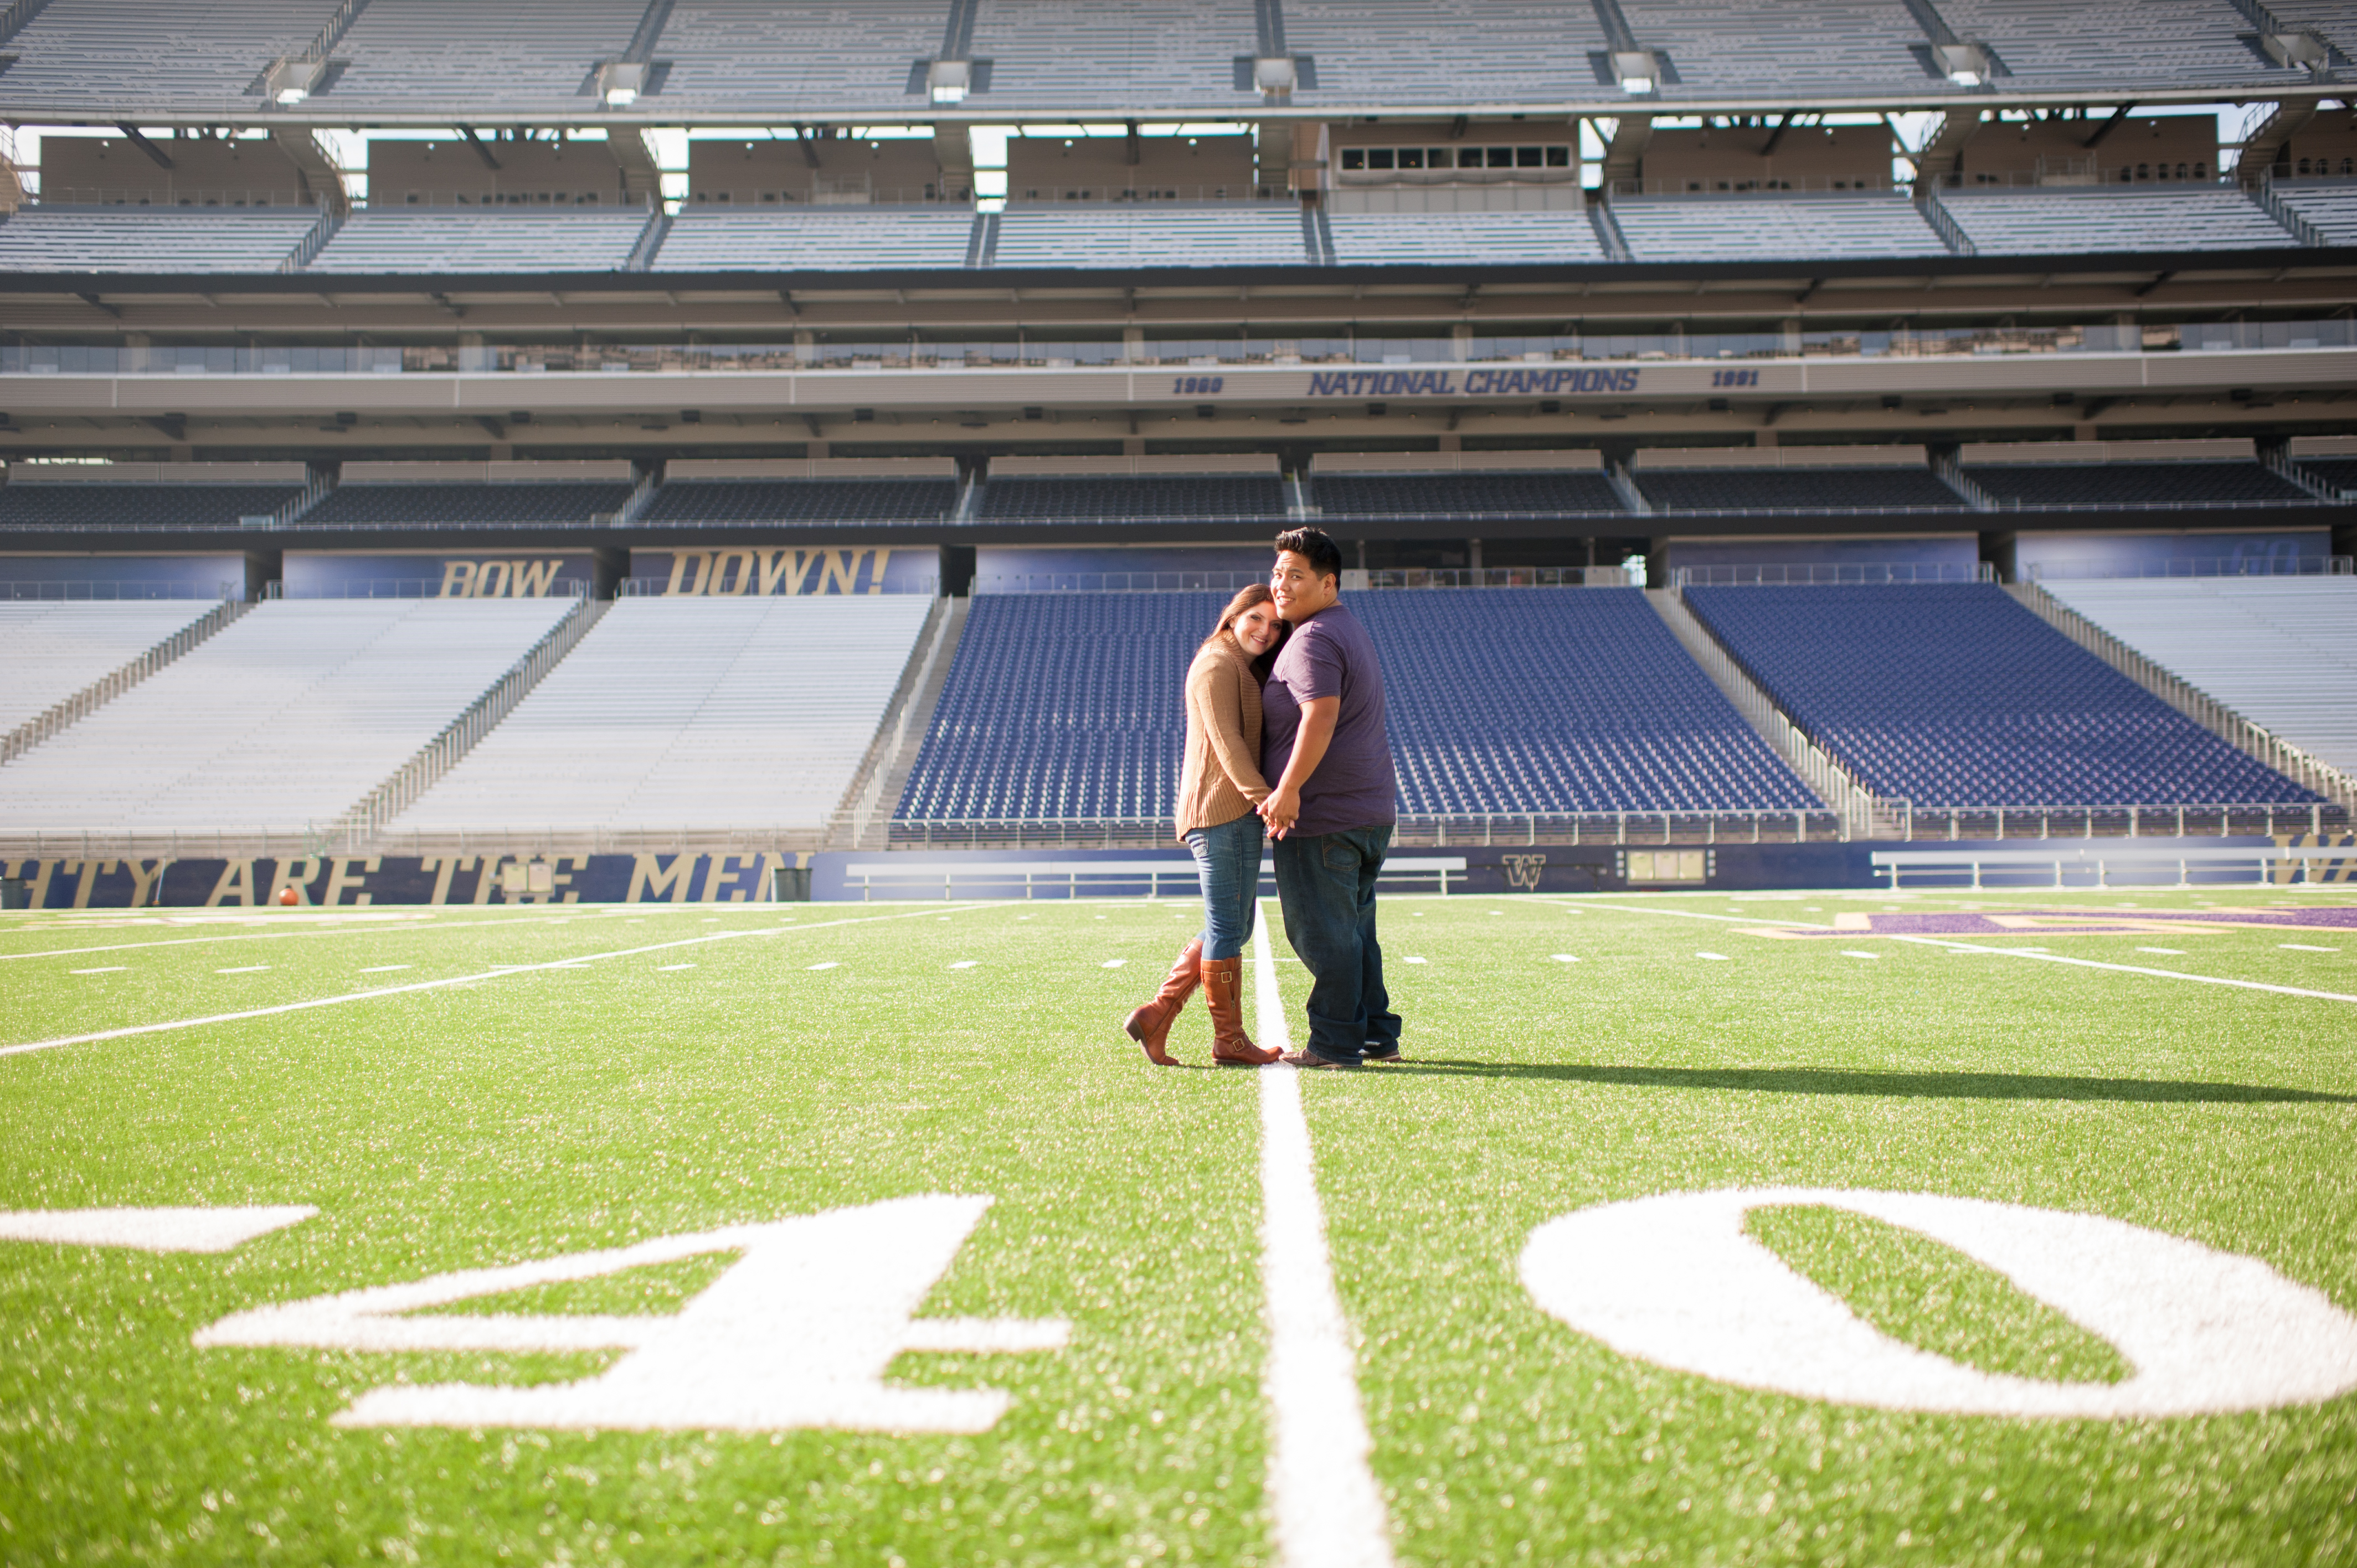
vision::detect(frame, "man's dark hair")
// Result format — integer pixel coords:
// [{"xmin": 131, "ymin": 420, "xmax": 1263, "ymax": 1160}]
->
[{"xmin": 1273, "ymin": 526, "xmax": 1344, "ymax": 582}]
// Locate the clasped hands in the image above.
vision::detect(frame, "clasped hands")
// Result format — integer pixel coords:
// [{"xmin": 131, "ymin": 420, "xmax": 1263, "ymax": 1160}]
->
[{"xmin": 1259, "ymin": 785, "xmax": 1301, "ymax": 840}]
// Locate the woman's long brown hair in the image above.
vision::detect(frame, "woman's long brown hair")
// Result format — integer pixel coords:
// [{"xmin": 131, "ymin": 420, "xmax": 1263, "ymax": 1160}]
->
[{"xmin": 1202, "ymin": 582, "xmax": 1289, "ymax": 680}]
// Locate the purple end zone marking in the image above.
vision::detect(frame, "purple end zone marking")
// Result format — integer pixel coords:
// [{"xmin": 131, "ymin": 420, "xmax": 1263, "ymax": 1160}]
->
[{"xmin": 1773, "ymin": 909, "xmax": 2357, "ymax": 939}]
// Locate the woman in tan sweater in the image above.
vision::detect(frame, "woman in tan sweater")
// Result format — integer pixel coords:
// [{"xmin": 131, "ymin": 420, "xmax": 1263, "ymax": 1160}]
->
[{"xmin": 1124, "ymin": 584, "xmax": 1287, "ymax": 1066}]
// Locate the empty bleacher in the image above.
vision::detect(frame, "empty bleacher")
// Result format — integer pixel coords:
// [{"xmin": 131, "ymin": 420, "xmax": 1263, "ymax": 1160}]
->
[
  {"xmin": 1963, "ymin": 461, "xmax": 2313, "ymax": 508},
  {"xmin": 1278, "ymin": 0, "xmax": 1610, "ymax": 104},
  {"xmin": 1613, "ymin": 0, "xmax": 1938, "ymax": 96},
  {"xmin": 966, "ymin": 0, "xmax": 1248, "ymax": 110},
  {"xmin": 1611, "ymin": 195, "xmax": 1948, "ymax": 260},
  {"xmin": 1310, "ymin": 471, "xmax": 1626, "ymax": 517},
  {"xmin": 390, "ymin": 595, "xmax": 934, "ymax": 838},
  {"xmin": 653, "ymin": 209, "xmax": 980, "ymax": 270},
  {"xmin": 1683, "ymin": 583, "xmax": 2318, "ymax": 807},
  {"xmin": 0, "ymin": 209, "xmax": 320, "ymax": 272},
  {"xmin": 0, "ymin": 483, "xmax": 303, "ymax": 529},
  {"xmin": 989, "ymin": 205, "xmax": 1309, "ymax": 268},
  {"xmin": 897, "ymin": 591, "xmax": 1217, "ymax": 822},
  {"xmin": 1324, "ymin": 209, "xmax": 1607, "ymax": 265},
  {"xmin": 976, "ymin": 475, "xmax": 1286, "ymax": 522},
  {"xmin": 1941, "ymin": 188, "xmax": 2298, "ymax": 255},
  {"xmin": 320, "ymin": 0, "xmax": 648, "ymax": 110},
  {"xmin": 304, "ymin": 482, "xmax": 634, "ymax": 528},
  {"xmin": 2300, "ymin": 457, "xmax": 2357, "ymax": 498},
  {"xmin": 1634, "ymin": 466, "xmax": 1966, "ymax": 512},
  {"xmin": 305, "ymin": 211, "xmax": 650, "ymax": 273},
  {"xmin": 1936, "ymin": 0, "xmax": 2318, "ymax": 92},
  {"xmin": 0, "ymin": 0, "xmax": 326, "ymax": 112},
  {"xmin": 0, "ymin": 598, "xmax": 578, "ymax": 833},
  {"xmin": 0, "ymin": 600, "xmax": 229, "ymax": 736},
  {"xmin": 640, "ymin": 0, "xmax": 949, "ymax": 110},
  {"xmin": 897, "ymin": 587, "xmax": 1822, "ymax": 823},
  {"xmin": 2273, "ymin": 181, "xmax": 2357, "ymax": 246},
  {"xmin": 1354, "ymin": 588, "xmax": 1821, "ymax": 813},
  {"xmin": 642, "ymin": 478, "xmax": 958, "ymax": 527},
  {"xmin": 2040, "ymin": 576, "xmax": 2357, "ymax": 777}
]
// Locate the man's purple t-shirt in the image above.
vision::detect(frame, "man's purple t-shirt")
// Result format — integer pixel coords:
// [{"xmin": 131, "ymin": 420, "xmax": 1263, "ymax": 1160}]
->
[{"xmin": 1261, "ymin": 600, "xmax": 1396, "ymax": 837}]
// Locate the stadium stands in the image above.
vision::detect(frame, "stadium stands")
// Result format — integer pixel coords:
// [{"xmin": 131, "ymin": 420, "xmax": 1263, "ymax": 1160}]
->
[
  {"xmin": 2273, "ymin": 181, "xmax": 2357, "ymax": 246},
  {"xmin": 989, "ymin": 205, "xmax": 1309, "ymax": 267},
  {"xmin": 652, "ymin": 209, "xmax": 979, "ymax": 270},
  {"xmin": 897, "ymin": 587, "xmax": 1821, "ymax": 823},
  {"xmin": 1962, "ymin": 462, "xmax": 2314, "ymax": 508},
  {"xmin": 898, "ymin": 591, "xmax": 1222, "ymax": 822},
  {"xmin": 1613, "ymin": 0, "xmax": 1937, "ymax": 96},
  {"xmin": 321, "ymin": 0, "xmax": 649, "ymax": 110},
  {"xmin": 1634, "ymin": 466, "xmax": 1967, "ymax": 512},
  {"xmin": 1323, "ymin": 209, "xmax": 1607, "ymax": 265},
  {"xmin": 1309, "ymin": 471, "xmax": 1625, "ymax": 517},
  {"xmin": 1682, "ymin": 583, "xmax": 2319, "ymax": 806},
  {"xmin": 2040, "ymin": 576, "xmax": 2357, "ymax": 777},
  {"xmin": 1940, "ymin": 188, "xmax": 2299, "ymax": 255},
  {"xmin": 389, "ymin": 595, "xmax": 934, "ymax": 838},
  {"xmin": 1276, "ymin": 0, "xmax": 1610, "ymax": 104},
  {"xmin": 641, "ymin": 0, "xmax": 949, "ymax": 111},
  {"xmin": 0, "ymin": 599, "xmax": 228, "ymax": 735},
  {"xmin": 1353, "ymin": 588, "xmax": 1821, "ymax": 814},
  {"xmin": 303, "ymin": 482, "xmax": 634, "ymax": 528},
  {"xmin": 1610, "ymin": 195, "xmax": 1948, "ymax": 260},
  {"xmin": 1935, "ymin": 0, "xmax": 2322, "ymax": 92},
  {"xmin": 966, "ymin": 0, "xmax": 1250, "ymax": 110},
  {"xmin": 0, "ymin": 209, "xmax": 321, "ymax": 272},
  {"xmin": 0, "ymin": 597, "xmax": 579, "ymax": 832},
  {"xmin": 976, "ymin": 476, "xmax": 1286, "ymax": 522},
  {"xmin": 2299, "ymin": 457, "xmax": 2357, "ymax": 498},
  {"xmin": 0, "ymin": 0, "xmax": 322, "ymax": 112},
  {"xmin": 0, "ymin": 483, "xmax": 303, "ymax": 529},
  {"xmin": 305, "ymin": 211, "xmax": 650, "ymax": 272},
  {"xmin": 641, "ymin": 478, "xmax": 959, "ymax": 527}
]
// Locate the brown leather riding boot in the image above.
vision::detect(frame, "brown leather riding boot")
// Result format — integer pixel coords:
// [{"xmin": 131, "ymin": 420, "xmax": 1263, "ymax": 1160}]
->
[
  {"xmin": 1124, "ymin": 937, "xmax": 1202, "ymax": 1065},
  {"xmin": 1202, "ymin": 956, "xmax": 1279, "ymax": 1065}
]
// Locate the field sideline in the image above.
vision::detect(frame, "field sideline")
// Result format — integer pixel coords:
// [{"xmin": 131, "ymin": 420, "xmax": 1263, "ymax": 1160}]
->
[{"xmin": 3, "ymin": 885, "xmax": 2354, "ymax": 1565}]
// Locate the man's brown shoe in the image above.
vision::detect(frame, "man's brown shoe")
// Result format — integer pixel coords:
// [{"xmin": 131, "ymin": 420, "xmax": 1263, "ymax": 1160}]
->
[
  {"xmin": 1201, "ymin": 956, "xmax": 1279, "ymax": 1065},
  {"xmin": 1124, "ymin": 937, "xmax": 1201, "ymax": 1066}
]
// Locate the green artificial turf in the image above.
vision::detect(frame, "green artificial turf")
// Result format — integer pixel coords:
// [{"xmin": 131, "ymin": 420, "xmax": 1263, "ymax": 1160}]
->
[{"xmin": 3, "ymin": 885, "xmax": 2354, "ymax": 1565}]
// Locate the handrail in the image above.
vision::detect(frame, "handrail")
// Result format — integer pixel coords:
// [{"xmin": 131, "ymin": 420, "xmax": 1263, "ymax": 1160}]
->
[
  {"xmin": 2011, "ymin": 580, "xmax": 2357, "ymax": 811},
  {"xmin": 310, "ymin": 590, "xmax": 604, "ymax": 851},
  {"xmin": 0, "ymin": 595, "xmax": 245, "ymax": 765}
]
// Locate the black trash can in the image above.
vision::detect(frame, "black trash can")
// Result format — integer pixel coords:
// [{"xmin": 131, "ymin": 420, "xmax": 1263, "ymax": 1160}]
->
[
  {"xmin": 0, "ymin": 876, "xmax": 30, "ymax": 911},
  {"xmin": 771, "ymin": 865, "xmax": 813, "ymax": 902}
]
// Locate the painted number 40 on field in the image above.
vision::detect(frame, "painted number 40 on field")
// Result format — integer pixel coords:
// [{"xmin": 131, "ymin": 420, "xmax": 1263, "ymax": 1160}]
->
[{"xmin": 196, "ymin": 1194, "xmax": 1068, "ymax": 1433}]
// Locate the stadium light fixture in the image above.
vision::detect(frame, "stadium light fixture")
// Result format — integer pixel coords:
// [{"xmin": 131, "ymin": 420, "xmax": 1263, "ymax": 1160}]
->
[
  {"xmin": 596, "ymin": 61, "xmax": 646, "ymax": 107},
  {"xmin": 1609, "ymin": 50, "xmax": 1658, "ymax": 95},
  {"xmin": 1253, "ymin": 56, "xmax": 1297, "ymax": 97},
  {"xmin": 929, "ymin": 60, "xmax": 971, "ymax": 105},
  {"xmin": 264, "ymin": 56, "xmax": 326, "ymax": 105},
  {"xmin": 1932, "ymin": 43, "xmax": 1991, "ymax": 86}
]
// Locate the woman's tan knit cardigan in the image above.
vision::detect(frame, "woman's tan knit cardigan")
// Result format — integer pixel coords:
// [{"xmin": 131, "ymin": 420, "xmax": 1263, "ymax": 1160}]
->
[{"xmin": 1176, "ymin": 633, "xmax": 1271, "ymax": 838}]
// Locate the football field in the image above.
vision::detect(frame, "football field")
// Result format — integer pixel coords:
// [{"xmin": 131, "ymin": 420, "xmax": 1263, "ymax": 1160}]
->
[{"xmin": 3, "ymin": 885, "xmax": 2355, "ymax": 1566}]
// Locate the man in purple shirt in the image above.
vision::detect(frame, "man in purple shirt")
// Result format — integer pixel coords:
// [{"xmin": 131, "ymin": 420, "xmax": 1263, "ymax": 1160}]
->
[{"xmin": 1259, "ymin": 526, "xmax": 1401, "ymax": 1068}]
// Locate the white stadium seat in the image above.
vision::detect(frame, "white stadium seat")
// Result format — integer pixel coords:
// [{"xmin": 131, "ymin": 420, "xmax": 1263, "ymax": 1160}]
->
[
  {"xmin": 0, "ymin": 600, "xmax": 229, "ymax": 734},
  {"xmin": 388, "ymin": 595, "xmax": 935, "ymax": 838},
  {"xmin": 0, "ymin": 598, "xmax": 578, "ymax": 833}
]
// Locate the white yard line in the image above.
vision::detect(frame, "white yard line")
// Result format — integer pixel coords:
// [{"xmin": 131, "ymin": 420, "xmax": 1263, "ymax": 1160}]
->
[
  {"xmin": 1252, "ymin": 915, "xmax": 1396, "ymax": 1568},
  {"xmin": 1886, "ymin": 936, "xmax": 2357, "ymax": 1004},
  {"xmin": 0, "ymin": 906, "xmax": 1013, "ymax": 1061},
  {"xmin": 0, "ymin": 910, "xmax": 632, "ymax": 964}
]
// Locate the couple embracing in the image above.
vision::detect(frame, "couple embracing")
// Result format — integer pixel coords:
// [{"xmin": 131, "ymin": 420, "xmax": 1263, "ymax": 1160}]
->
[{"xmin": 1123, "ymin": 526, "xmax": 1401, "ymax": 1070}]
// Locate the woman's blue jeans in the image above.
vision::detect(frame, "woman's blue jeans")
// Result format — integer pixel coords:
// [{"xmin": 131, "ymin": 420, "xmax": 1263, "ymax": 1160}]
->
[{"xmin": 1185, "ymin": 812, "xmax": 1264, "ymax": 961}]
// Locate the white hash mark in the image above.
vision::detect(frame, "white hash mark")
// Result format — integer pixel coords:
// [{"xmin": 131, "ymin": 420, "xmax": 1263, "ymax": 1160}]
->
[{"xmin": 0, "ymin": 1205, "xmax": 314, "ymax": 1254}]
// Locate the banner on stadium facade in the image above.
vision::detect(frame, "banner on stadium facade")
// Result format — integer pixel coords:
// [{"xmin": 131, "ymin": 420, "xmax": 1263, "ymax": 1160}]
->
[
  {"xmin": 1, "ymin": 854, "xmax": 799, "ymax": 909},
  {"xmin": 281, "ymin": 552, "xmax": 596, "ymax": 598},
  {"xmin": 628, "ymin": 547, "xmax": 929, "ymax": 595}
]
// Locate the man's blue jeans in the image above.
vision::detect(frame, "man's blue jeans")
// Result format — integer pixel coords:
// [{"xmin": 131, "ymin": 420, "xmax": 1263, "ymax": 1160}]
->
[
  {"xmin": 1272, "ymin": 824, "xmax": 1399, "ymax": 1063},
  {"xmin": 1185, "ymin": 811, "xmax": 1264, "ymax": 962}
]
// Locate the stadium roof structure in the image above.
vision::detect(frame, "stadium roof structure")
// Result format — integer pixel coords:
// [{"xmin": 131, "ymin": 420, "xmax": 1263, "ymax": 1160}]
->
[{"xmin": 0, "ymin": 0, "xmax": 2350, "ymax": 125}]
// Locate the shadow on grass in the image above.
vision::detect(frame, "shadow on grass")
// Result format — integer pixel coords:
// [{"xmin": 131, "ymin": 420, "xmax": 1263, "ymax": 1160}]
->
[{"xmin": 1381, "ymin": 1061, "xmax": 2356, "ymax": 1103}]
